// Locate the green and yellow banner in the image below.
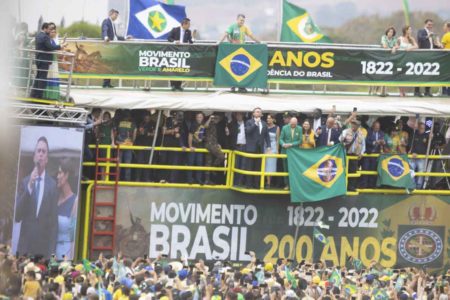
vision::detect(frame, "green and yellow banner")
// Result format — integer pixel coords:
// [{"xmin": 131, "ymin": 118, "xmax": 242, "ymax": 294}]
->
[
  {"xmin": 287, "ymin": 144, "xmax": 347, "ymax": 202},
  {"xmin": 213, "ymin": 43, "xmax": 268, "ymax": 88},
  {"xmin": 111, "ymin": 187, "xmax": 450, "ymax": 271},
  {"xmin": 63, "ymin": 40, "xmax": 450, "ymax": 86}
]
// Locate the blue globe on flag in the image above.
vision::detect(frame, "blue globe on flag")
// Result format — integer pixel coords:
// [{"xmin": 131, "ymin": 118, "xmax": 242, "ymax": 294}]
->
[
  {"xmin": 230, "ymin": 54, "xmax": 250, "ymax": 76},
  {"xmin": 317, "ymin": 159, "xmax": 337, "ymax": 183},
  {"xmin": 387, "ymin": 158, "xmax": 405, "ymax": 177}
]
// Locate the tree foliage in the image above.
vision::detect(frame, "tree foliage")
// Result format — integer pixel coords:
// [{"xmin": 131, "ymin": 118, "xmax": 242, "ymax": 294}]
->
[
  {"xmin": 59, "ymin": 21, "xmax": 101, "ymax": 38},
  {"xmin": 324, "ymin": 11, "xmax": 445, "ymax": 44}
]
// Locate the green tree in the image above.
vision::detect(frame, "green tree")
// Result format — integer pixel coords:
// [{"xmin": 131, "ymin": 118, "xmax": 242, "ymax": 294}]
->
[
  {"xmin": 59, "ymin": 21, "xmax": 101, "ymax": 38},
  {"xmin": 324, "ymin": 11, "xmax": 444, "ymax": 44}
]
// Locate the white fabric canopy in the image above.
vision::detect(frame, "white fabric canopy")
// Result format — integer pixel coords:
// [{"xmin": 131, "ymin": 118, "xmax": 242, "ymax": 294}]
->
[{"xmin": 71, "ymin": 89, "xmax": 450, "ymax": 117}]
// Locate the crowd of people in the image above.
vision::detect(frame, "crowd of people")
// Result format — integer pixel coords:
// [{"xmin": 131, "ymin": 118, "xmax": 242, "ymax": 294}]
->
[
  {"xmin": 21, "ymin": 11, "xmax": 450, "ymax": 98},
  {"xmin": 1, "ymin": 246, "xmax": 449, "ymax": 300},
  {"xmin": 83, "ymin": 107, "xmax": 450, "ymax": 191},
  {"xmin": 374, "ymin": 19, "xmax": 450, "ymax": 97}
]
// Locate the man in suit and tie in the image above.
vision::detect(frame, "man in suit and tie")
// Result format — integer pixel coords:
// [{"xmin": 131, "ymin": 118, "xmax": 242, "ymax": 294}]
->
[
  {"xmin": 15, "ymin": 137, "xmax": 58, "ymax": 258},
  {"xmin": 245, "ymin": 107, "xmax": 271, "ymax": 188},
  {"xmin": 101, "ymin": 9, "xmax": 125, "ymax": 88},
  {"xmin": 360, "ymin": 121, "xmax": 385, "ymax": 188},
  {"xmin": 317, "ymin": 117, "xmax": 341, "ymax": 147},
  {"xmin": 279, "ymin": 117, "xmax": 302, "ymax": 189},
  {"xmin": 167, "ymin": 18, "xmax": 194, "ymax": 91},
  {"xmin": 30, "ymin": 23, "xmax": 66, "ymax": 99},
  {"xmin": 415, "ymin": 19, "xmax": 442, "ymax": 97}
]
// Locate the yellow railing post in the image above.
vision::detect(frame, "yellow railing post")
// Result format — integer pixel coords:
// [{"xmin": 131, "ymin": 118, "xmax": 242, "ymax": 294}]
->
[
  {"xmin": 260, "ymin": 154, "xmax": 266, "ymax": 189},
  {"xmin": 346, "ymin": 156, "xmax": 349, "ymax": 191},
  {"xmin": 226, "ymin": 151, "xmax": 235, "ymax": 188},
  {"xmin": 105, "ymin": 145, "xmax": 111, "ymax": 181},
  {"xmin": 82, "ymin": 183, "xmax": 94, "ymax": 259}
]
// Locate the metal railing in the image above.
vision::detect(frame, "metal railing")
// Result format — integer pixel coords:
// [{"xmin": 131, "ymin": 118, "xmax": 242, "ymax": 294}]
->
[
  {"xmin": 10, "ymin": 48, "xmax": 75, "ymax": 103},
  {"xmin": 82, "ymin": 144, "xmax": 450, "ymax": 195}
]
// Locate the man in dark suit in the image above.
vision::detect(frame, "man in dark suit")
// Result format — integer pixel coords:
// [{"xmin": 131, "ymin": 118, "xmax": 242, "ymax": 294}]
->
[
  {"xmin": 15, "ymin": 136, "xmax": 58, "ymax": 258},
  {"xmin": 415, "ymin": 19, "xmax": 441, "ymax": 97},
  {"xmin": 317, "ymin": 117, "xmax": 341, "ymax": 147},
  {"xmin": 244, "ymin": 107, "xmax": 271, "ymax": 188},
  {"xmin": 30, "ymin": 23, "xmax": 65, "ymax": 99},
  {"xmin": 360, "ymin": 121, "xmax": 385, "ymax": 188},
  {"xmin": 101, "ymin": 9, "xmax": 124, "ymax": 88},
  {"xmin": 167, "ymin": 18, "xmax": 193, "ymax": 91}
]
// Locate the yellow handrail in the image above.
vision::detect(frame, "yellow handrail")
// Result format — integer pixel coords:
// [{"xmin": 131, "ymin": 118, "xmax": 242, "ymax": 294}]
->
[{"xmin": 82, "ymin": 144, "xmax": 450, "ymax": 195}]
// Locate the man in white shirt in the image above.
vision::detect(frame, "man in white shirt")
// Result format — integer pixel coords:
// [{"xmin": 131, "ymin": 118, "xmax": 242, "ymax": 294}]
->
[
  {"xmin": 15, "ymin": 136, "xmax": 58, "ymax": 258},
  {"xmin": 231, "ymin": 112, "xmax": 247, "ymax": 185}
]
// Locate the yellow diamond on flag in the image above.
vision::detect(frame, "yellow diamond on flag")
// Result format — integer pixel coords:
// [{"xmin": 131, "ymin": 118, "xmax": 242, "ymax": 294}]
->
[
  {"xmin": 381, "ymin": 155, "xmax": 410, "ymax": 181},
  {"xmin": 287, "ymin": 13, "xmax": 324, "ymax": 43},
  {"xmin": 303, "ymin": 154, "xmax": 344, "ymax": 188},
  {"xmin": 219, "ymin": 47, "xmax": 263, "ymax": 83}
]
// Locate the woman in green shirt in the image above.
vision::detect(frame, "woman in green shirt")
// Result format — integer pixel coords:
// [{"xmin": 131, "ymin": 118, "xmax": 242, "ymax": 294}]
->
[{"xmin": 378, "ymin": 27, "xmax": 399, "ymax": 97}]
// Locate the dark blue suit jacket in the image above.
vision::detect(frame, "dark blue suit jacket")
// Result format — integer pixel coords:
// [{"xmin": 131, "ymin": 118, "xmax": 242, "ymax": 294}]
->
[
  {"xmin": 365, "ymin": 129, "xmax": 385, "ymax": 154},
  {"xmin": 15, "ymin": 173, "xmax": 58, "ymax": 258},
  {"xmin": 245, "ymin": 119, "xmax": 270, "ymax": 153},
  {"xmin": 35, "ymin": 31, "xmax": 61, "ymax": 65},
  {"xmin": 417, "ymin": 28, "xmax": 438, "ymax": 49},
  {"xmin": 317, "ymin": 125, "xmax": 340, "ymax": 147},
  {"xmin": 101, "ymin": 18, "xmax": 124, "ymax": 41}
]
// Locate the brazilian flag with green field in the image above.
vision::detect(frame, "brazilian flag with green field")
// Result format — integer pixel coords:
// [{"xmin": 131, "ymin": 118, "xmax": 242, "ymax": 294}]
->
[
  {"xmin": 280, "ymin": 0, "xmax": 332, "ymax": 43},
  {"xmin": 214, "ymin": 43, "xmax": 268, "ymax": 88}
]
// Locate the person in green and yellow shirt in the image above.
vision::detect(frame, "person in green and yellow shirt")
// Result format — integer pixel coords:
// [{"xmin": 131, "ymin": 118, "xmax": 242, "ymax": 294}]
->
[
  {"xmin": 220, "ymin": 14, "xmax": 260, "ymax": 44},
  {"xmin": 279, "ymin": 117, "xmax": 302, "ymax": 190}
]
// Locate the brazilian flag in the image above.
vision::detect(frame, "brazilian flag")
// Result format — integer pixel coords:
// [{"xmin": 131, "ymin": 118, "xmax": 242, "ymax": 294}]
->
[
  {"xmin": 280, "ymin": 0, "xmax": 332, "ymax": 43},
  {"xmin": 286, "ymin": 144, "xmax": 346, "ymax": 202},
  {"xmin": 214, "ymin": 43, "xmax": 268, "ymax": 88},
  {"xmin": 376, "ymin": 154, "xmax": 415, "ymax": 189},
  {"xmin": 313, "ymin": 228, "xmax": 329, "ymax": 245}
]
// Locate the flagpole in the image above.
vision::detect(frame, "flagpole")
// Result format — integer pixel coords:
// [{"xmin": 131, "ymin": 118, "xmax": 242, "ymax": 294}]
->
[
  {"xmin": 423, "ymin": 117, "xmax": 435, "ymax": 188},
  {"xmin": 290, "ymin": 202, "xmax": 303, "ymax": 261},
  {"xmin": 277, "ymin": 0, "xmax": 283, "ymax": 41},
  {"xmin": 402, "ymin": 0, "xmax": 410, "ymax": 26}
]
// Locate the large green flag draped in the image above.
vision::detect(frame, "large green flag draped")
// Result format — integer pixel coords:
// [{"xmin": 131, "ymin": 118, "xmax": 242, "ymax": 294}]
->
[
  {"xmin": 376, "ymin": 154, "xmax": 415, "ymax": 189},
  {"xmin": 287, "ymin": 144, "xmax": 346, "ymax": 202},
  {"xmin": 213, "ymin": 43, "xmax": 268, "ymax": 88},
  {"xmin": 280, "ymin": 0, "xmax": 332, "ymax": 43}
]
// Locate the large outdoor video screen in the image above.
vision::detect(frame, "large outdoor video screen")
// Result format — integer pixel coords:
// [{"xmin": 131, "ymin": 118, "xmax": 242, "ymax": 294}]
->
[{"xmin": 12, "ymin": 126, "xmax": 84, "ymax": 260}]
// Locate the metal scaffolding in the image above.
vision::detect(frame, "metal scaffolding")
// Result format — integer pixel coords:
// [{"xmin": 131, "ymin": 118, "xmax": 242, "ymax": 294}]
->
[{"xmin": 10, "ymin": 102, "xmax": 88, "ymax": 124}]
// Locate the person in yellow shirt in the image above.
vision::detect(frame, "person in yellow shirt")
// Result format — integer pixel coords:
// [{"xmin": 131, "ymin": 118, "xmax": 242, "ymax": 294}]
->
[
  {"xmin": 442, "ymin": 22, "xmax": 450, "ymax": 49},
  {"xmin": 23, "ymin": 271, "xmax": 42, "ymax": 300},
  {"xmin": 301, "ymin": 120, "xmax": 316, "ymax": 149}
]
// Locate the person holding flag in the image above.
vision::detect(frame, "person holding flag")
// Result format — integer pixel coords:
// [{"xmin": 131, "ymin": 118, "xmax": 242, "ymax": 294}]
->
[
  {"xmin": 220, "ymin": 14, "xmax": 260, "ymax": 45},
  {"xmin": 219, "ymin": 14, "xmax": 261, "ymax": 93}
]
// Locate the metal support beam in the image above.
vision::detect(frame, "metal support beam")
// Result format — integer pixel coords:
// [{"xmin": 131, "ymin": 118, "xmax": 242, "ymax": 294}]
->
[{"xmin": 10, "ymin": 102, "xmax": 88, "ymax": 124}]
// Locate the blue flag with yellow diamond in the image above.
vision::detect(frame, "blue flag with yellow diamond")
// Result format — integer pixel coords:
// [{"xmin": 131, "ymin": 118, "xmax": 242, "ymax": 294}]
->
[
  {"xmin": 127, "ymin": 0, "xmax": 186, "ymax": 40},
  {"xmin": 280, "ymin": 0, "xmax": 332, "ymax": 43},
  {"xmin": 214, "ymin": 43, "xmax": 268, "ymax": 88},
  {"xmin": 376, "ymin": 154, "xmax": 415, "ymax": 189},
  {"xmin": 286, "ymin": 144, "xmax": 346, "ymax": 202}
]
